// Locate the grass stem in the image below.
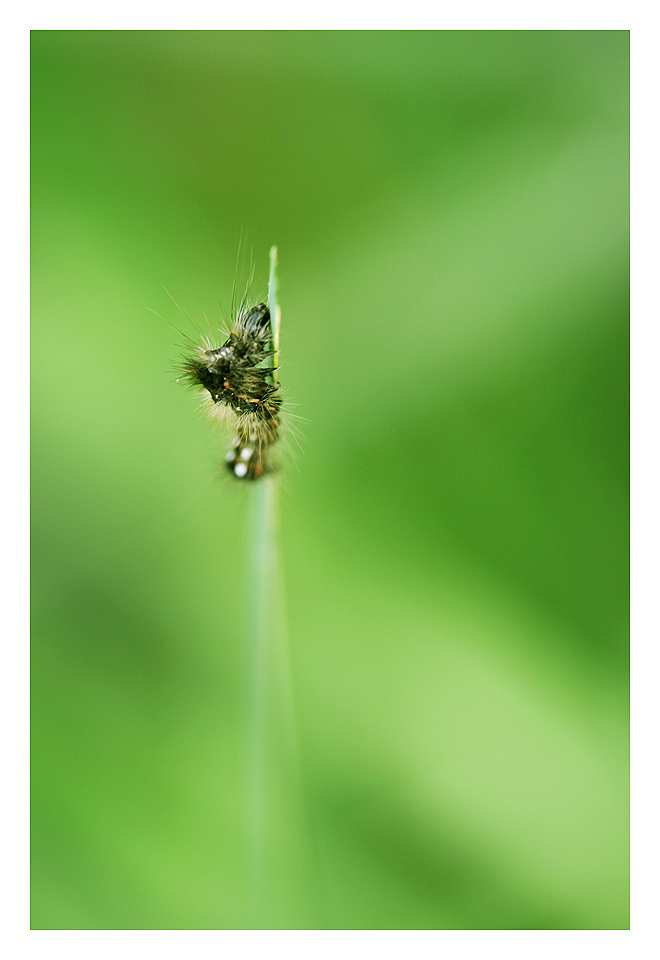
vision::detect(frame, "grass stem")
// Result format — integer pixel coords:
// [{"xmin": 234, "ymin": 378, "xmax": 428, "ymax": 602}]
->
[{"xmin": 244, "ymin": 247, "xmax": 312, "ymax": 927}]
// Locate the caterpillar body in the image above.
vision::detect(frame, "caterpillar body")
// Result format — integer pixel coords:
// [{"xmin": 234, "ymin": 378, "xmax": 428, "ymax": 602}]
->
[{"xmin": 179, "ymin": 300, "xmax": 282, "ymax": 480}]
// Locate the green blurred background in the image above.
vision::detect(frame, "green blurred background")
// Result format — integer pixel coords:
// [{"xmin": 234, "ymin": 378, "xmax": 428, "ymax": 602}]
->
[{"xmin": 31, "ymin": 31, "xmax": 629, "ymax": 929}]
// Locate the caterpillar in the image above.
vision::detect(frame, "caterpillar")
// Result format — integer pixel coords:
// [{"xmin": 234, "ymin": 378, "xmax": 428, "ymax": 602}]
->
[{"xmin": 178, "ymin": 299, "xmax": 282, "ymax": 480}]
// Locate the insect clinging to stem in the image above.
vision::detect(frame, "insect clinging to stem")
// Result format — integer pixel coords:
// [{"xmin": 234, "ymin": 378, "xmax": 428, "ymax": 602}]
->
[{"xmin": 175, "ymin": 255, "xmax": 283, "ymax": 480}]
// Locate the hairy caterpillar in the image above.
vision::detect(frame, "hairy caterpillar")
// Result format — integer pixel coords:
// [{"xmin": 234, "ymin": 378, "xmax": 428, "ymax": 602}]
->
[{"xmin": 178, "ymin": 298, "xmax": 282, "ymax": 480}]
